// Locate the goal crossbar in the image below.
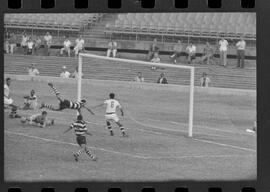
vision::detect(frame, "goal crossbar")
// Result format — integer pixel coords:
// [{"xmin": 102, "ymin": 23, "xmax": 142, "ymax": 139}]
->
[{"xmin": 78, "ymin": 53, "xmax": 195, "ymax": 137}]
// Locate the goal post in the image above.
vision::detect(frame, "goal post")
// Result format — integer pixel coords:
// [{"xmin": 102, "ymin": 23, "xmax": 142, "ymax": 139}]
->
[{"xmin": 77, "ymin": 53, "xmax": 195, "ymax": 137}]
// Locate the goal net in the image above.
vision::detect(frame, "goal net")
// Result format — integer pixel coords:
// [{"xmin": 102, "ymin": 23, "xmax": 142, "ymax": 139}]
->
[{"xmin": 77, "ymin": 52, "xmax": 195, "ymax": 137}]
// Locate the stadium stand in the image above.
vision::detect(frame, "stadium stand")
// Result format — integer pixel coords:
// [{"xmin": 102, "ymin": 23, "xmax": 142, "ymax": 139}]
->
[
  {"xmin": 105, "ymin": 13, "xmax": 256, "ymax": 40},
  {"xmin": 4, "ymin": 14, "xmax": 103, "ymax": 32}
]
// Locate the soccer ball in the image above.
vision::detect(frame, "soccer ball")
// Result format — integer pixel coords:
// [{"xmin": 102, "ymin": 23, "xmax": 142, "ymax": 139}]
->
[{"xmin": 21, "ymin": 117, "xmax": 27, "ymax": 123}]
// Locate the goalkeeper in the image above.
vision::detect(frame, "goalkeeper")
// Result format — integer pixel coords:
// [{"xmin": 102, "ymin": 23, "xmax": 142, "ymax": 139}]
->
[
  {"xmin": 40, "ymin": 83, "xmax": 95, "ymax": 115},
  {"xmin": 21, "ymin": 111, "xmax": 54, "ymax": 128}
]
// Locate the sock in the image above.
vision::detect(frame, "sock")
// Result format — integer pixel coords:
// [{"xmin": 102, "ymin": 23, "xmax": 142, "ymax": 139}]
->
[
  {"xmin": 107, "ymin": 122, "xmax": 113, "ymax": 132},
  {"xmin": 43, "ymin": 104, "xmax": 55, "ymax": 110},
  {"xmin": 120, "ymin": 126, "xmax": 125, "ymax": 134},
  {"xmin": 75, "ymin": 149, "xmax": 83, "ymax": 157},
  {"xmin": 50, "ymin": 85, "xmax": 61, "ymax": 96},
  {"xmin": 85, "ymin": 149, "xmax": 95, "ymax": 159}
]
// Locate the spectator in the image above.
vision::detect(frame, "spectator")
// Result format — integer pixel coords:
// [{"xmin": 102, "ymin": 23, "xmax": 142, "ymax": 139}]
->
[
  {"xmin": 200, "ymin": 72, "xmax": 211, "ymax": 87},
  {"xmin": 44, "ymin": 32, "xmax": 52, "ymax": 56},
  {"xmin": 134, "ymin": 72, "xmax": 144, "ymax": 82},
  {"xmin": 33, "ymin": 37, "xmax": 42, "ymax": 55},
  {"xmin": 200, "ymin": 42, "xmax": 214, "ymax": 65},
  {"xmin": 157, "ymin": 73, "xmax": 168, "ymax": 84},
  {"xmin": 107, "ymin": 40, "xmax": 117, "ymax": 58},
  {"xmin": 21, "ymin": 32, "xmax": 28, "ymax": 55},
  {"xmin": 22, "ymin": 89, "xmax": 38, "ymax": 110},
  {"xmin": 218, "ymin": 37, "xmax": 229, "ymax": 66},
  {"xmin": 147, "ymin": 38, "xmax": 159, "ymax": 61},
  {"xmin": 28, "ymin": 64, "xmax": 40, "ymax": 76},
  {"xmin": 186, "ymin": 43, "xmax": 196, "ymax": 64},
  {"xmin": 72, "ymin": 66, "xmax": 83, "ymax": 79},
  {"xmin": 5, "ymin": 33, "xmax": 17, "ymax": 54},
  {"xmin": 27, "ymin": 37, "xmax": 34, "ymax": 55},
  {"xmin": 60, "ymin": 36, "xmax": 72, "ymax": 57},
  {"xmin": 74, "ymin": 35, "xmax": 85, "ymax": 57},
  {"xmin": 4, "ymin": 31, "xmax": 10, "ymax": 54},
  {"xmin": 170, "ymin": 40, "xmax": 182, "ymax": 64},
  {"xmin": 60, "ymin": 66, "xmax": 70, "ymax": 78},
  {"xmin": 150, "ymin": 52, "xmax": 161, "ymax": 70},
  {"xmin": 236, "ymin": 37, "xmax": 246, "ymax": 68}
]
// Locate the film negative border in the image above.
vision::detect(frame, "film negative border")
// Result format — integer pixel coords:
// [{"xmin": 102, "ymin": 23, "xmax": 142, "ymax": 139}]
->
[{"xmin": 1, "ymin": 0, "xmax": 269, "ymax": 192}]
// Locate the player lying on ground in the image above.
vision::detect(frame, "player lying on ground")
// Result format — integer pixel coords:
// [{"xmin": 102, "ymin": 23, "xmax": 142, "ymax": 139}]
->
[
  {"xmin": 63, "ymin": 114, "xmax": 97, "ymax": 162},
  {"xmin": 21, "ymin": 111, "xmax": 54, "ymax": 128},
  {"xmin": 94, "ymin": 93, "xmax": 127, "ymax": 137},
  {"xmin": 40, "ymin": 83, "xmax": 95, "ymax": 115},
  {"xmin": 22, "ymin": 89, "xmax": 38, "ymax": 110}
]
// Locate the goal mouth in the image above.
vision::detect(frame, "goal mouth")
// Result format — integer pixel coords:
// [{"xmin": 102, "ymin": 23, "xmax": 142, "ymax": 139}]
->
[{"xmin": 77, "ymin": 52, "xmax": 195, "ymax": 137}]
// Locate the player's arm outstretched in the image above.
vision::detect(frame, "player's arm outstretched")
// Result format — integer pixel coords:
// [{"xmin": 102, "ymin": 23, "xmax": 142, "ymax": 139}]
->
[
  {"xmin": 93, "ymin": 103, "xmax": 105, "ymax": 109},
  {"xmin": 63, "ymin": 124, "xmax": 73, "ymax": 134},
  {"xmin": 82, "ymin": 105, "xmax": 95, "ymax": 115}
]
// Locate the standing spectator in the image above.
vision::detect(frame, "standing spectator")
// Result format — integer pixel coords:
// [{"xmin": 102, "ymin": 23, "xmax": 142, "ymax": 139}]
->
[
  {"xmin": 107, "ymin": 40, "xmax": 117, "ymax": 58},
  {"xmin": 150, "ymin": 52, "xmax": 161, "ymax": 70},
  {"xmin": 74, "ymin": 35, "xmax": 85, "ymax": 57},
  {"xmin": 28, "ymin": 64, "xmax": 40, "ymax": 76},
  {"xmin": 186, "ymin": 43, "xmax": 196, "ymax": 64},
  {"xmin": 218, "ymin": 37, "xmax": 229, "ymax": 66},
  {"xmin": 60, "ymin": 36, "xmax": 72, "ymax": 57},
  {"xmin": 33, "ymin": 37, "xmax": 42, "ymax": 55},
  {"xmin": 157, "ymin": 73, "xmax": 168, "ymax": 84},
  {"xmin": 236, "ymin": 37, "xmax": 246, "ymax": 68},
  {"xmin": 44, "ymin": 32, "xmax": 52, "ymax": 56},
  {"xmin": 200, "ymin": 72, "xmax": 211, "ymax": 87},
  {"xmin": 4, "ymin": 31, "xmax": 10, "ymax": 54},
  {"xmin": 170, "ymin": 40, "xmax": 183, "ymax": 64},
  {"xmin": 8, "ymin": 33, "xmax": 17, "ymax": 54},
  {"xmin": 147, "ymin": 38, "xmax": 159, "ymax": 61},
  {"xmin": 134, "ymin": 72, "xmax": 144, "ymax": 82},
  {"xmin": 72, "ymin": 66, "xmax": 83, "ymax": 79},
  {"xmin": 60, "ymin": 66, "xmax": 70, "ymax": 78},
  {"xmin": 27, "ymin": 37, "xmax": 34, "ymax": 55},
  {"xmin": 200, "ymin": 42, "xmax": 214, "ymax": 65},
  {"xmin": 21, "ymin": 32, "xmax": 28, "ymax": 55}
]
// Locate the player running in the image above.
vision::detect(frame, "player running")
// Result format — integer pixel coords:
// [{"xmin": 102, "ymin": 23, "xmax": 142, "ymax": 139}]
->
[
  {"xmin": 94, "ymin": 93, "xmax": 127, "ymax": 137},
  {"xmin": 21, "ymin": 111, "xmax": 54, "ymax": 128},
  {"xmin": 63, "ymin": 114, "xmax": 97, "ymax": 162},
  {"xmin": 40, "ymin": 83, "xmax": 95, "ymax": 115}
]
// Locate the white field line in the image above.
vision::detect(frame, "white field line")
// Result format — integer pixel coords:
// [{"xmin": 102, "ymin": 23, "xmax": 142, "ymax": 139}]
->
[
  {"xmin": 146, "ymin": 118, "xmax": 251, "ymax": 135},
  {"xmin": 5, "ymin": 130, "xmax": 254, "ymax": 160},
  {"xmin": 14, "ymin": 110, "xmax": 256, "ymax": 153}
]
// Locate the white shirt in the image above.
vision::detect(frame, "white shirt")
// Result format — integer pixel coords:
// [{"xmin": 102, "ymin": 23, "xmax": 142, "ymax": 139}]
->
[
  {"xmin": 236, "ymin": 40, "xmax": 246, "ymax": 50},
  {"xmin": 75, "ymin": 38, "xmax": 85, "ymax": 49},
  {"xmin": 44, "ymin": 35, "xmax": 52, "ymax": 44},
  {"xmin": 21, "ymin": 35, "xmax": 28, "ymax": 46},
  {"xmin": 63, "ymin": 40, "xmax": 71, "ymax": 48},
  {"xmin": 134, "ymin": 76, "xmax": 144, "ymax": 82},
  {"xmin": 28, "ymin": 68, "xmax": 39, "ymax": 76},
  {"xmin": 4, "ymin": 84, "xmax": 10, "ymax": 98},
  {"xmin": 200, "ymin": 77, "xmax": 211, "ymax": 87},
  {"xmin": 219, "ymin": 39, "xmax": 229, "ymax": 51},
  {"xmin": 27, "ymin": 41, "xmax": 34, "ymax": 49},
  {"xmin": 104, "ymin": 99, "xmax": 121, "ymax": 113},
  {"xmin": 151, "ymin": 57, "xmax": 161, "ymax": 63},
  {"xmin": 186, "ymin": 45, "xmax": 196, "ymax": 54},
  {"xmin": 60, "ymin": 71, "xmax": 70, "ymax": 78}
]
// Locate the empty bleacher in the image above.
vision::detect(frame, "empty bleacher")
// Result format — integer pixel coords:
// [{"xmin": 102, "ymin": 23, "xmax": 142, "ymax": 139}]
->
[
  {"xmin": 105, "ymin": 13, "xmax": 256, "ymax": 40},
  {"xmin": 4, "ymin": 13, "xmax": 103, "ymax": 32}
]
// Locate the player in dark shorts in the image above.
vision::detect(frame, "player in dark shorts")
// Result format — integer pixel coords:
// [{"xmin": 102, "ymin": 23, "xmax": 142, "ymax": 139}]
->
[
  {"xmin": 63, "ymin": 114, "xmax": 97, "ymax": 162},
  {"xmin": 40, "ymin": 83, "xmax": 95, "ymax": 115}
]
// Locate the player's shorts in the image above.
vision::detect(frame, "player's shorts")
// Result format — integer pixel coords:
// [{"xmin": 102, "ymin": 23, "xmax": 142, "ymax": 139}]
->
[
  {"xmin": 76, "ymin": 135, "xmax": 86, "ymax": 146},
  {"xmin": 59, "ymin": 100, "xmax": 71, "ymax": 110},
  {"xmin": 4, "ymin": 97, "xmax": 13, "ymax": 105},
  {"xmin": 105, "ymin": 113, "xmax": 119, "ymax": 122}
]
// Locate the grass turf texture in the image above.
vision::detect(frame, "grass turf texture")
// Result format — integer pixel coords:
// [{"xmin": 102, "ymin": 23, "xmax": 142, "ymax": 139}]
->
[{"xmin": 4, "ymin": 80, "xmax": 256, "ymax": 181}]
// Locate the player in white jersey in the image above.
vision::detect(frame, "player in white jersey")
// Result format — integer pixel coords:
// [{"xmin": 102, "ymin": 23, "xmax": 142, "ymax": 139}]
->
[{"xmin": 94, "ymin": 93, "xmax": 127, "ymax": 137}]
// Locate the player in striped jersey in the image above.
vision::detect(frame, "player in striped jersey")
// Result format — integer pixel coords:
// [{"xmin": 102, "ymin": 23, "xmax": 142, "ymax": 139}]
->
[
  {"xmin": 63, "ymin": 114, "xmax": 97, "ymax": 162},
  {"xmin": 94, "ymin": 93, "xmax": 127, "ymax": 137},
  {"xmin": 21, "ymin": 111, "xmax": 54, "ymax": 128},
  {"xmin": 40, "ymin": 83, "xmax": 95, "ymax": 115}
]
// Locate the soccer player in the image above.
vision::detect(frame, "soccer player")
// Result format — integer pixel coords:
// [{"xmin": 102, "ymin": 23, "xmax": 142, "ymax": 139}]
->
[
  {"xmin": 94, "ymin": 93, "xmax": 127, "ymax": 137},
  {"xmin": 40, "ymin": 83, "xmax": 95, "ymax": 115},
  {"xmin": 21, "ymin": 111, "xmax": 54, "ymax": 128},
  {"xmin": 63, "ymin": 114, "xmax": 97, "ymax": 162},
  {"xmin": 4, "ymin": 78, "xmax": 17, "ymax": 109},
  {"xmin": 22, "ymin": 89, "xmax": 38, "ymax": 110}
]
